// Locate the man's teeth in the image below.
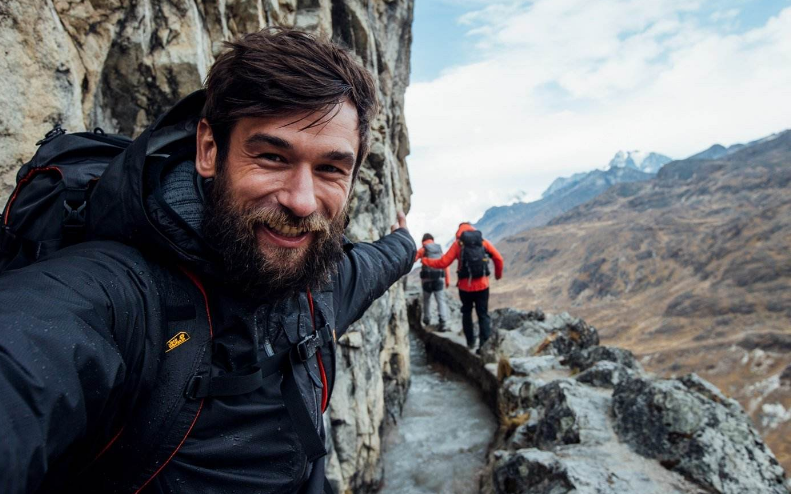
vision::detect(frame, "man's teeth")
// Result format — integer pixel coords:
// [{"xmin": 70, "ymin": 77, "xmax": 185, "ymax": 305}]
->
[{"xmin": 266, "ymin": 223, "xmax": 306, "ymax": 237}]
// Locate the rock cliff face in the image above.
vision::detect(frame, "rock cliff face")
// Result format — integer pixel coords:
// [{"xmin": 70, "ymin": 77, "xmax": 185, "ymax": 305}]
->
[
  {"xmin": 407, "ymin": 294, "xmax": 790, "ymax": 494},
  {"xmin": 0, "ymin": 1, "xmax": 414, "ymax": 491}
]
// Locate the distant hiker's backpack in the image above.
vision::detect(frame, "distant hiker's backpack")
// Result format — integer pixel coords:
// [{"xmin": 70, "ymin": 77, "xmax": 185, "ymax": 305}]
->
[
  {"xmin": 420, "ymin": 242, "xmax": 445, "ymax": 292},
  {"xmin": 458, "ymin": 230, "xmax": 490, "ymax": 280},
  {"xmin": 0, "ymin": 125, "xmax": 131, "ymax": 272}
]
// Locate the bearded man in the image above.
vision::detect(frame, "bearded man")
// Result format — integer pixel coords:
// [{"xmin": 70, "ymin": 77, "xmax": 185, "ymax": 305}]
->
[{"xmin": 0, "ymin": 29, "xmax": 415, "ymax": 493}]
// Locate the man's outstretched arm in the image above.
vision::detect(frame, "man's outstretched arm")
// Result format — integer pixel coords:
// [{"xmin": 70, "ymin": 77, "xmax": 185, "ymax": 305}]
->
[
  {"xmin": 333, "ymin": 213, "xmax": 416, "ymax": 334},
  {"xmin": 0, "ymin": 244, "xmax": 152, "ymax": 493}
]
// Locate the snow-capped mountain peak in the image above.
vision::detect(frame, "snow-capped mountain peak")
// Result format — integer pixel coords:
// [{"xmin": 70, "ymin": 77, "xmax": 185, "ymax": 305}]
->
[{"xmin": 608, "ymin": 150, "xmax": 672, "ymax": 174}]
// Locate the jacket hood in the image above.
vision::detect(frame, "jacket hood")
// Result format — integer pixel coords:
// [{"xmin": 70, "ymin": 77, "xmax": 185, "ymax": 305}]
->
[
  {"xmin": 421, "ymin": 239, "xmax": 435, "ymax": 246},
  {"xmin": 455, "ymin": 223, "xmax": 476, "ymax": 239},
  {"xmin": 88, "ymin": 90, "xmax": 214, "ymax": 270}
]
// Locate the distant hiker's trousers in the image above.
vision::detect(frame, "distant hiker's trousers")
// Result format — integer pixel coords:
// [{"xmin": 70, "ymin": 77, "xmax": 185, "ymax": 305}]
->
[
  {"xmin": 459, "ymin": 288, "xmax": 491, "ymax": 348},
  {"xmin": 422, "ymin": 288, "xmax": 449, "ymax": 325}
]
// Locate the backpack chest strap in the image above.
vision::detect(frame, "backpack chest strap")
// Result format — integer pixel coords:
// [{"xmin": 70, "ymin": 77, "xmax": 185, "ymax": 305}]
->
[
  {"xmin": 184, "ymin": 324, "xmax": 333, "ymax": 400},
  {"xmin": 183, "ymin": 321, "xmax": 333, "ymax": 463}
]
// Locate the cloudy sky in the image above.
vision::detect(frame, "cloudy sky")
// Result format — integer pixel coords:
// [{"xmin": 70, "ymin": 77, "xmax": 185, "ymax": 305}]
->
[{"xmin": 404, "ymin": 0, "xmax": 791, "ymax": 246}]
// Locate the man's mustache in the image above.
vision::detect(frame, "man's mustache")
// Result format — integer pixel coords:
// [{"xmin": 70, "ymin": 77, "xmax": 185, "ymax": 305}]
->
[{"xmin": 242, "ymin": 206, "xmax": 332, "ymax": 235}]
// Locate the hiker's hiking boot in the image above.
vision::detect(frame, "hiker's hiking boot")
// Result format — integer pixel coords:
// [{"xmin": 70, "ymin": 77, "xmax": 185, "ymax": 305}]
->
[{"xmin": 437, "ymin": 321, "xmax": 448, "ymax": 332}]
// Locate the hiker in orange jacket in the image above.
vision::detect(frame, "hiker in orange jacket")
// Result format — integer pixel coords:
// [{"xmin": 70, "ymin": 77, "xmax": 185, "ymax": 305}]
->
[
  {"xmin": 415, "ymin": 233, "xmax": 451, "ymax": 330},
  {"xmin": 421, "ymin": 223, "xmax": 504, "ymax": 351}
]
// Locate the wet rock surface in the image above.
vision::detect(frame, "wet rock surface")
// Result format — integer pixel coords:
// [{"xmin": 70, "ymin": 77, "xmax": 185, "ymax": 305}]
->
[
  {"xmin": 406, "ymin": 292, "xmax": 790, "ymax": 494},
  {"xmin": 1, "ymin": 2, "xmax": 415, "ymax": 492},
  {"xmin": 381, "ymin": 333, "xmax": 496, "ymax": 494}
]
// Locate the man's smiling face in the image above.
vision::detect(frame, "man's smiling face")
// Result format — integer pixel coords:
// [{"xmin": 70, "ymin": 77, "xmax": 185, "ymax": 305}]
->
[{"xmin": 196, "ymin": 99, "xmax": 359, "ymax": 296}]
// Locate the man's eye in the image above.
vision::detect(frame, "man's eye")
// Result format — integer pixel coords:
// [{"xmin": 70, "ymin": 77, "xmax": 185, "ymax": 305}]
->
[
  {"xmin": 317, "ymin": 164, "xmax": 344, "ymax": 174},
  {"xmin": 259, "ymin": 153, "xmax": 284, "ymax": 163}
]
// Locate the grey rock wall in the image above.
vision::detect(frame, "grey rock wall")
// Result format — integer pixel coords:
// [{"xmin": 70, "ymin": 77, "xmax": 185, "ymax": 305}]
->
[
  {"xmin": 0, "ymin": 1, "xmax": 414, "ymax": 492},
  {"xmin": 407, "ymin": 293, "xmax": 791, "ymax": 494}
]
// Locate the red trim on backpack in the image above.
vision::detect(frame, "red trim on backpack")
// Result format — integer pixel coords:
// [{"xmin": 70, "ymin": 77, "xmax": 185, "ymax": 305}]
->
[
  {"xmin": 133, "ymin": 268, "xmax": 213, "ymax": 492},
  {"xmin": 73, "ymin": 424, "xmax": 127, "ymax": 479},
  {"xmin": 307, "ymin": 290, "xmax": 329, "ymax": 412},
  {"xmin": 179, "ymin": 267, "xmax": 213, "ymax": 338},
  {"xmin": 93, "ymin": 426, "xmax": 126, "ymax": 462},
  {"xmin": 3, "ymin": 166, "xmax": 62, "ymax": 225},
  {"xmin": 133, "ymin": 400, "xmax": 205, "ymax": 494},
  {"xmin": 316, "ymin": 350, "xmax": 329, "ymax": 412}
]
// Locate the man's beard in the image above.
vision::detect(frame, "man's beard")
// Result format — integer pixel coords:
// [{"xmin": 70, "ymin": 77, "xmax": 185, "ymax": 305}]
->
[{"xmin": 202, "ymin": 170, "xmax": 347, "ymax": 300}]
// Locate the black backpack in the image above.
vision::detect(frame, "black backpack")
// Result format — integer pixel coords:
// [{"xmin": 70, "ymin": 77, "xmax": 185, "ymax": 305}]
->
[
  {"xmin": 420, "ymin": 242, "xmax": 445, "ymax": 292},
  {"xmin": 0, "ymin": 125, "xmax": 132, "ymax": 271},
  {"xmin": 0, "ymin": 116, "xmax": 336, "ymax": 492},
  {"xmin": 458, "ymin": 229, "xmax": 490, "ymax": 280}
]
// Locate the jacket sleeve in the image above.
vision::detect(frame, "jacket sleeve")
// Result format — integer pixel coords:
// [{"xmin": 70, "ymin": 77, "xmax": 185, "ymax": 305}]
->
[
  {"xmin": 421, "ymin": 241, "xmax": 458, "ymax": 270},
  {"xmin": 0, "ymin": 243, "xmax": 154, "ymax": 494},
  {"xmin": 333, "ymin": 228, "xmax": 416, "ymax": 335},
  {"xmin": 484, "ymin": 240, "xmax": 504, "ymax": 279},
  {"xmin": 414, "ymin": 246, "xmax": 425, "ymax": 262}
]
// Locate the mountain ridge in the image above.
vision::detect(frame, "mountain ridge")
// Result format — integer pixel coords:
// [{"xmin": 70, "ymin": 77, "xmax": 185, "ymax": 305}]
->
[{"xmin": 475, "ymin": 150, "xmax": 666, "ymax": 242}]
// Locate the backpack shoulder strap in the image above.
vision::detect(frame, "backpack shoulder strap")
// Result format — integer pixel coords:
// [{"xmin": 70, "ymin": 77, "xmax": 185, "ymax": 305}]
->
[
  {"xmin": 75, "ymin": 264, "xmax": 213, "ymax": 493},
  {"xmin": 78, "ymin": 270, "xmax": 338, "ymax": 490}
]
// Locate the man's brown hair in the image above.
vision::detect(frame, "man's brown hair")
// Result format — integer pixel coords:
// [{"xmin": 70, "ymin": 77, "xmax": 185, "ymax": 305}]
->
[{"xmin": 203, "ymin": 28, "xmax": 379, "ymax": 176}]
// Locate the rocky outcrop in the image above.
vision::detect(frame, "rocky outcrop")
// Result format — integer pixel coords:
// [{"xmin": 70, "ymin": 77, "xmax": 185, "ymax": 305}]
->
[
  {"xmin": 407, "ymin": 293, "xmax": 790, "ymax": 494},
  {"xmin": 0, "ymin": 1, "xmax": 415, "ymax": 492}
]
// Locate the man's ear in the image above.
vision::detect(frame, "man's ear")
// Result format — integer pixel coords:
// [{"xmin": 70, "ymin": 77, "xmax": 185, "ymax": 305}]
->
[{"xmin": 195, "ymin": 118, "xmax": 218, "ymax": 179}]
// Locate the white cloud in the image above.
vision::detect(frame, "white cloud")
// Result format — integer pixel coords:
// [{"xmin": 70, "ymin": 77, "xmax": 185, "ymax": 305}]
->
[
  {"xmin": 710, "ymin": 8, "xmax": 741, "ymax": 23},
  {"xmin": 405, "ymin": 1, "xmax": 791, "ymax": 246}
]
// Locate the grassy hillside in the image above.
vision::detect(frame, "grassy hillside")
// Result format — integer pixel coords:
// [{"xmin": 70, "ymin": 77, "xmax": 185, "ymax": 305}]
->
[{"xmin": 489, "ymin": 130, "xmax": 791, "ymax": 471}]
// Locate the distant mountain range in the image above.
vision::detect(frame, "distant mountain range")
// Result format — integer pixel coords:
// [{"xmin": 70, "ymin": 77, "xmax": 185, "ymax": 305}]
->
[
  {"xmin": 476, "ymin": 150, "xmax": 672, "ymax": 242},
  {"xmin": 488, "ymin": 129, "xmax": 791, "ymax": 473},
  {"xmin": 475, "ymin": 135, "xmax": 781, "ymax": 243}
]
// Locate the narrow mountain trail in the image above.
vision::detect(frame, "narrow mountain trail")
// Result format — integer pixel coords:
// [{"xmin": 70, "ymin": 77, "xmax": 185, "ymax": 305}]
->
[{"xmin": 380, "ymin": 332, "xmax": 496, "ymax": 494}]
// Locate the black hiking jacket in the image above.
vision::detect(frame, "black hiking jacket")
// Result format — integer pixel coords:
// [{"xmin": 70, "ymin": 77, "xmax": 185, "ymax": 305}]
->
[{"xmin": 0, "ymin": 92, "xmax": 416, "ymax": 493}]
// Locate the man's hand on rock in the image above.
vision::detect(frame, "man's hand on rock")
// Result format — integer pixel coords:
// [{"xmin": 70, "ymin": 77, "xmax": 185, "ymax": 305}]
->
[{"xmin": 391, "ymin": 211, "xmax": 407, "ymax": 233}]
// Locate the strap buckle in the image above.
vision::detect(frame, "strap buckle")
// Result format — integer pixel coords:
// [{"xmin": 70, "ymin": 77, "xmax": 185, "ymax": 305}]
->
[
  {"xmin": 62, "ymin": 188, "xmax": 89, "ymax": 243},
  {"xmin": 185, "ymin": 373, "xmax": 207, "ymax": 400},
  {"xmin": 185, "ymin": 366, "xmax": 266, "ymax": 400},
  {"xmin": 296, "ymin": 333, "xmax": 321, "ymax": 362},
  {"xmin": 62, "ymin": 200, "xmax": 87, "ymax": 227}
]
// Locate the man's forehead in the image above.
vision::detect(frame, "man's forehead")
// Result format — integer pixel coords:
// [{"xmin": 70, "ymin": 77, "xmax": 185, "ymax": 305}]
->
[{"xmin": 235, "ymin": 100, "xmax": 359, "ymax": 139}]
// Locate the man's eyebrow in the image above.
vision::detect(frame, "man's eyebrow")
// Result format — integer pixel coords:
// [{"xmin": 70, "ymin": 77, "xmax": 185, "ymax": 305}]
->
[
  {"xmin": 244, "ymin": 133, "xmax": 293, "ymax": 150},
  {"xmin": 322, "ymin": 150, "xmax": 356, "ymax": 168}
]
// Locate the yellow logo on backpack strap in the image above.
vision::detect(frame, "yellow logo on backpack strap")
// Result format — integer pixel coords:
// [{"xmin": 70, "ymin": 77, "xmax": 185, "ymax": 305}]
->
[{"xmin": 166, "ymin": 331, "xmax": 190, "ymax": 353}]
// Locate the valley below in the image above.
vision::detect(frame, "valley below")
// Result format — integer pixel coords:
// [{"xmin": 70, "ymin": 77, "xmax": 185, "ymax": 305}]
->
[{"xmin": 485, "ymin": 131, "xmax": 791, "ymax": 472}]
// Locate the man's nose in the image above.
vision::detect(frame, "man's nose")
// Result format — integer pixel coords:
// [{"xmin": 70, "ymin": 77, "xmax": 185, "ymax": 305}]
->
[{"xmin": 277, "ymin": 164, "xmax": 318, "ymax": 218}]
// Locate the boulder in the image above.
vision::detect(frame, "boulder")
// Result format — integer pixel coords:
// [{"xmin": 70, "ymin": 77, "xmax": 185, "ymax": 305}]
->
[{"xmin": 613, "ymin": 374, "xmax": 789, "ymax": 493}]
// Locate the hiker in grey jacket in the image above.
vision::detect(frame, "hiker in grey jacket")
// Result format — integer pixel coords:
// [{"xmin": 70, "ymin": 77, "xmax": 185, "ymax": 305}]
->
[
  {"xmin": 415, "ymin": 233, "xmax": 450, "ymax": 331},
  {"xmin": 0, "ymin": 29, "xmax": 415, "ymax": 494}
]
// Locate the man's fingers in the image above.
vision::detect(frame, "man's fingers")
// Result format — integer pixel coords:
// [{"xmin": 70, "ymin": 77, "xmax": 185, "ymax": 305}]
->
[{"xmin": 391, "ymin": 211, "xmax": 408, "ymax": 232}]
